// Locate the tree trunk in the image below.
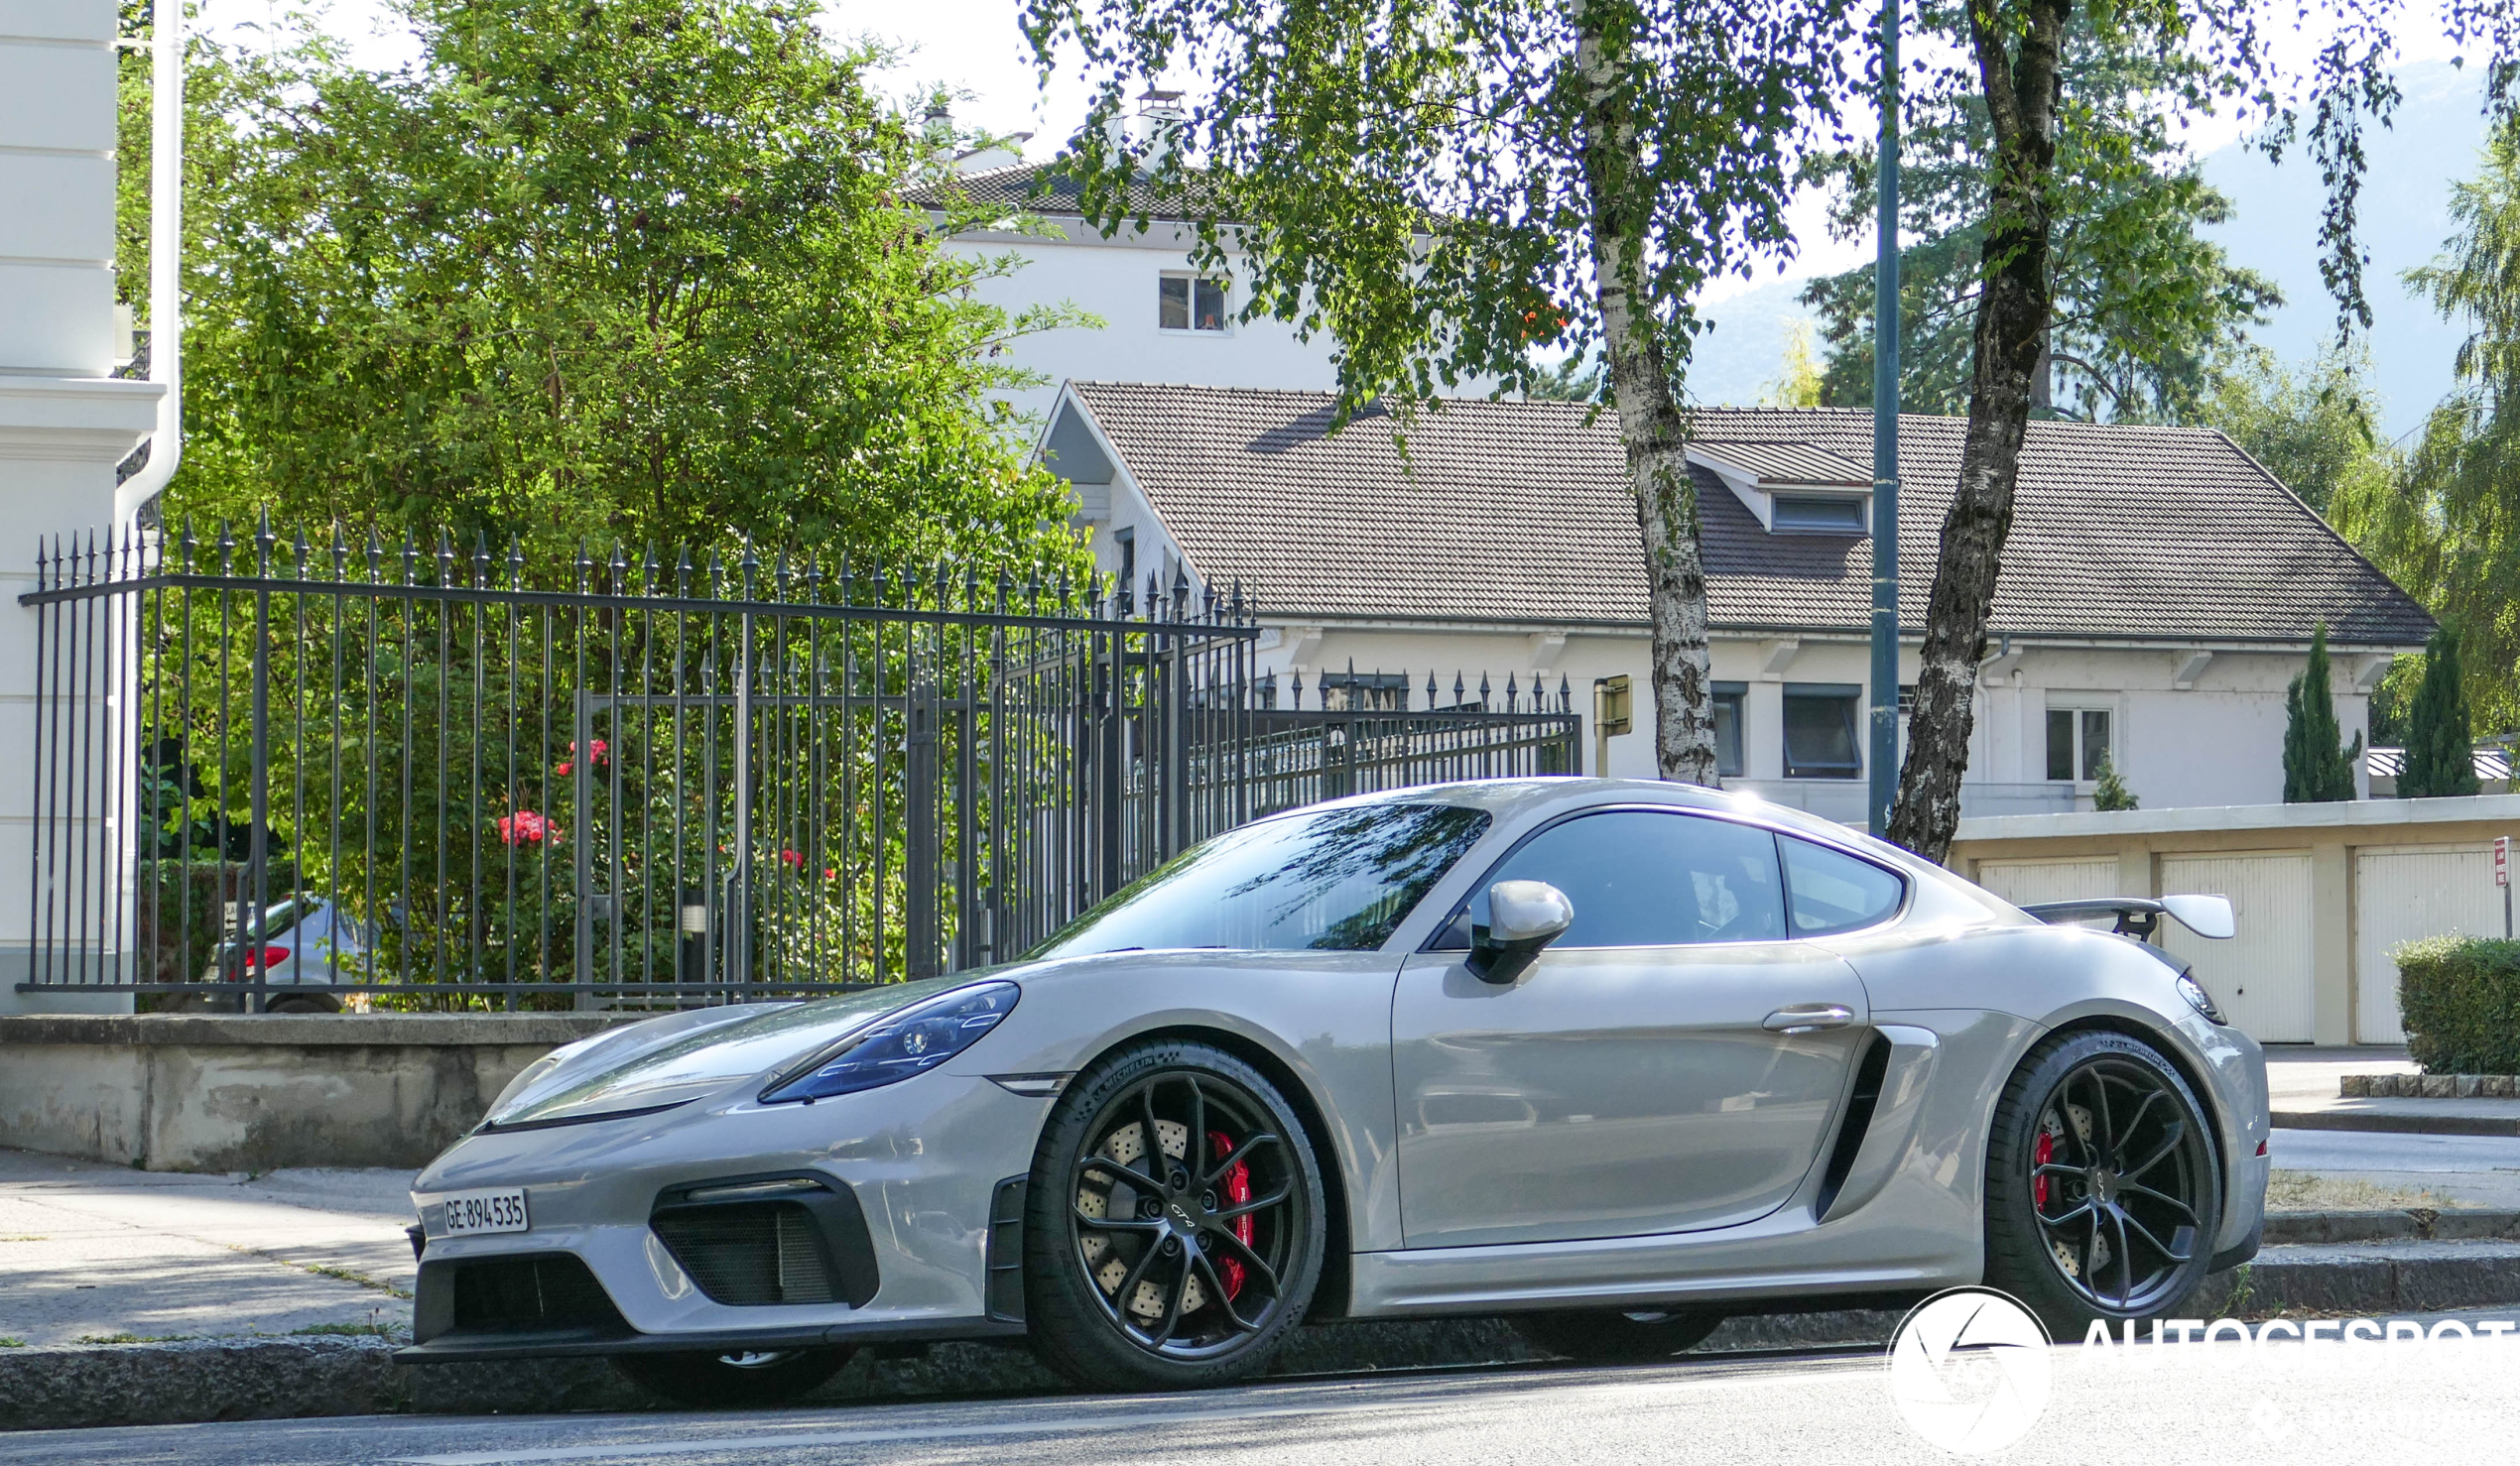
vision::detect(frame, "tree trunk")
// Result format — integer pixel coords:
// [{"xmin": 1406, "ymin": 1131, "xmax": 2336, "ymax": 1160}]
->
[
  {"xmin": 1885, "ymin": 0, "xmax": 2072, "ymax": 860},
  {"xmin": 1573, "ymin": 6, "xmax": 1720, "ymax": 786}
]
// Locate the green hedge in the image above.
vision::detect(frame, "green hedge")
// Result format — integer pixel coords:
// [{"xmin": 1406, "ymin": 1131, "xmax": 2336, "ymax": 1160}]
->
[{"xmin": 2397, "ymin": 935, "xmax": 2520, "ymax": 1074}]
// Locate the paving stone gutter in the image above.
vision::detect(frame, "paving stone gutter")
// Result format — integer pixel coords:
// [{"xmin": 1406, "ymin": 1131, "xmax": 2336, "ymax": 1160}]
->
[{"xmin": 10, "ymin": 1211, "xmax": 2520, "ymax": 1432}]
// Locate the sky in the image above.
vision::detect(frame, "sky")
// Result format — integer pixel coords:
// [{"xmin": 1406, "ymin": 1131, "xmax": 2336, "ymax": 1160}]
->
[{"xmin": 200, "ymin": 0, "xmax": 2495, "ymax": 431}]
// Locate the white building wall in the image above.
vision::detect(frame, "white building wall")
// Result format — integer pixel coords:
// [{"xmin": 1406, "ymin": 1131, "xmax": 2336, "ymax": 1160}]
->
[
  {"xmin": 0, "ymin": 0, "xmax": 164, "ymax": 1013},
  {"xmin": 944, "ymin": 223, "xmax": 1346, "ymax": 427}
]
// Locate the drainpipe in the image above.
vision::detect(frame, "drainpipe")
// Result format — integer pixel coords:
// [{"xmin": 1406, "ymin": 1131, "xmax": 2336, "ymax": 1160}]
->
[{"xmin": 113, "ymin": 0, "xmax": 182, "ymax": 524}]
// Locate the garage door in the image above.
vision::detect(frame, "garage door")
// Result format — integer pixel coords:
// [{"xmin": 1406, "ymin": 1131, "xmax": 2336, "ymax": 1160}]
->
[
  {"xmin": 1972, "ymin": 857, "xmax": 2125, "ymax": 912},
  {"xmin": 2161, "ymin": 853, "xmax": 2316, "ymax": 1043},
  {"xmin": 2354, "ymin": 846, "xmax": 2502, "ymax": 1044}
]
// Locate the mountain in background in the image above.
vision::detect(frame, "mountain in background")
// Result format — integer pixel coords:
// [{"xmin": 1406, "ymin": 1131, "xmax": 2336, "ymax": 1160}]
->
[{"xmin": 1689, "ymin": 61, "xmax": 2490, "ymax": 441}]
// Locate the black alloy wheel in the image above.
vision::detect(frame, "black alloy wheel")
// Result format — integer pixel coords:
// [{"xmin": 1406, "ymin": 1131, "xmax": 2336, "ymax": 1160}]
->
[
  {"xmin": 612, "ymin": 1345, "xmax": 854, "ymax": 1406},
  {"xmin": 1026, "ymin": 1039, "xmax": 1325, "ymax": 1389},
  {"xmin": 1984, "ymin": 1030, "xmax": 2222, "ymax": 1333},
  {"xmin": 1512, "ymin": 1306, "xmax": 1725, "ymax": 1364}
]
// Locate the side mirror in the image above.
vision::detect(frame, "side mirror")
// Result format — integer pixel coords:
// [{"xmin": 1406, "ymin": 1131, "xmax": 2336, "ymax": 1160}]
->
[
  {"xmin": 2161, "ymin": 894, "xmax": 2236, "ymax": 940},
  {"xmin": 1468, "ymin": 880, "xmax": 1574, "ymax": 985}
]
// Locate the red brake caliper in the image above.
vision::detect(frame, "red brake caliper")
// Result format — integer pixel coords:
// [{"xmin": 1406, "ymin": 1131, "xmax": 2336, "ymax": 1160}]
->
[
  {"xmin": 2034, "ymin": 1130, "xmax": 2054, "ymax": 1208},
  {"xmin": 1207, "ymin": 1130, "xmax": 1251, "ymax": 1298}
]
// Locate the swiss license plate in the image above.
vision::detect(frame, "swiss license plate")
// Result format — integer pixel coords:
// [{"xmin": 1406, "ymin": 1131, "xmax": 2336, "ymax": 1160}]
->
[{"xmin": 441, "ymin": 1186, "xmax": 530, "ymax": 1237}]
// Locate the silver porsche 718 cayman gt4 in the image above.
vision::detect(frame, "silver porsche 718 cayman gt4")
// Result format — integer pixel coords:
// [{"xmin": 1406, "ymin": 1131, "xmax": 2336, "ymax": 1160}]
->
[{"xmin": 402, "ymin": 779, "xmax": 2268, "ymax": 1402}]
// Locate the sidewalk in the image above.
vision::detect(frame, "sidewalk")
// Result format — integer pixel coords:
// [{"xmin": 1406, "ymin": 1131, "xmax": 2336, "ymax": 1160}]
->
[
  {"xmin": 0, "ymin": 1150, "xmax": 416, "ymax": 1348},
  {"xmin": 2267, "ymin": 1046, "xmax": 2520, "ymax": 1137}
]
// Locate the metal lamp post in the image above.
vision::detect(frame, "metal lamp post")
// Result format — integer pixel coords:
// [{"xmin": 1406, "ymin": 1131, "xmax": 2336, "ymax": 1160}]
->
[{"xmin": 1867, "ymin": 0, "xmax": 1903, "ymax": 838}]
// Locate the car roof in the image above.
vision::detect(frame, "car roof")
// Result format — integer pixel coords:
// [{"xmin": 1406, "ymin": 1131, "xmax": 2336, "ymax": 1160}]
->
[{"xmin": 1301, "ymin": 778, "xmax": 1958, "ymax": 885}]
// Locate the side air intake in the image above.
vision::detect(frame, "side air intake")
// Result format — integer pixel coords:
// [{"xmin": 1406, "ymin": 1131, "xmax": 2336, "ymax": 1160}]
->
[{"xmin": 1814, "ymin": 1034, "xmax": 1893, "ymax": 1221}]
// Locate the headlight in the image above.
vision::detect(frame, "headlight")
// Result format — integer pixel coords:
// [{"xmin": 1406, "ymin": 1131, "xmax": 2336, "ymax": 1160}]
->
[
  {"xmin": 2176, "ymin": 972, "xmax": 2226, "ymax": 1025},
  {"xmin": 760, "ymin": 982, "xmax": 1019, "ymax": 1103}
]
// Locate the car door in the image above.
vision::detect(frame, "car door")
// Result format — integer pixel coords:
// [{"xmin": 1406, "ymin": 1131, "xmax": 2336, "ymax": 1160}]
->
[{"xmin": 1391, "ymin": 808, "xmax": 1874, "ymax": 1248}]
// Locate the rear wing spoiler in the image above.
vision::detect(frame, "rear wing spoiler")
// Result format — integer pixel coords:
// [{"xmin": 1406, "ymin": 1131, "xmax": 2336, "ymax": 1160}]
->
[{"xmin": 2019, "ymin": 895, "xmax": 2235, "ymax": 941}]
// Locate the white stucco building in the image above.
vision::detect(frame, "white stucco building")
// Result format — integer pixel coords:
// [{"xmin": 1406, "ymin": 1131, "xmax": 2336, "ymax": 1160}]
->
[
  {"xmin": 1, "ymin": 1, "xmax": 166, "ymax": 1013},
  {"xmin": 1037, "ymin": 383, "xmax": 2433, "ymax": 819},
  {"xmin": 916, "ymin": 120, "xmax": 1360, "ymax": 426}
]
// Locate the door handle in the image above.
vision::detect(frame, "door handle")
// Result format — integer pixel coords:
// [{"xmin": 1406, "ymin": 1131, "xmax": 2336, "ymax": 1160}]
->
[{"xmin": 1763, "ymin": 1004, "xmax": 1855, "ymax": 1035}]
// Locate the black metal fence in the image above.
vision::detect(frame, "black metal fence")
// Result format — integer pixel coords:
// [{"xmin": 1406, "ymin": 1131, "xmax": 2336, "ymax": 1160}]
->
[{"xmin": 18, "ymin": 525, "xmax": 1580, "ymax": 1009}]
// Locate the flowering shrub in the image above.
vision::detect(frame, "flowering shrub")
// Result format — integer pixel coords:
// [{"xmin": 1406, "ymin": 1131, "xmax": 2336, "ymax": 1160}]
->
[
  {"xmin": 498, "ymin": 809, "xmax": 560, "ymax": 845},
  {"xmin": 555, "ymin": 738, "xmax": 609, "ymax": 777}
]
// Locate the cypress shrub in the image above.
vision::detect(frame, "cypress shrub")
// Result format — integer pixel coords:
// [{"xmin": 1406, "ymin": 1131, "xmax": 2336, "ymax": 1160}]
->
[
  {"xmin": 2400, "ymin": 627, "xmax": 2480, "ymax": 797},
  {"xmin": 2283, "ymin": 624, "xmax": 2363, "ymax": 802},
  {"xmin": 2396, "ymin": 935, "xmax": 2520, "ymax": 1074}
]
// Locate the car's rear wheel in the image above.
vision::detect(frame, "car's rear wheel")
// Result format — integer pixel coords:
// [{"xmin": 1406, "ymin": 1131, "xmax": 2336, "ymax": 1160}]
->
[
  {"xmin": 1984, "ymin": 1030, "xmax": 2222, "ymax": 1336},
  {"xmin": 1512, "ymin": 1306, "xmax": 1724, "ymax": 1363},
  {"xmin": 612, "ymin": 1345, "xmax": 853, "ymax": 1406},
  {"xmin": 1025, "ymin": 1039, "xmax": 1325, "ymax": 1390}
]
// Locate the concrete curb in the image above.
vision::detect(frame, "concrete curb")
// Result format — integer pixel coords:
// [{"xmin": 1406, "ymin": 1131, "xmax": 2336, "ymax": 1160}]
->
[
  {"xmin": 10, "ymin": 1243, "xmax": 2520, "ymax": 1432},
  {"xmin": 2272, "ymin": 1109, "xmax": 2520, "ymax": 1137},
  {"xmin": 2264, "ymin": 1208, "xmax": 2520, "ymax": 1245}
]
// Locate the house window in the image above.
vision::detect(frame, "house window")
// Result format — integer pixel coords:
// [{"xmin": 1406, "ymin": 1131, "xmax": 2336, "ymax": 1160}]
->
[
  {"xmin": 2045, "ymin": 704, "xmax": 2113, "ymax": 782},
  {"xmin": 1771, "ymin": 495, "xmax": 1867, "ymax": 534},
  {"xmin": 1160, "ymin": 275, "xmax": 1229, "ymax": 332},
  {"xmin": 1712, "ymin": 681, "xmax": 1746, "ymax": 778},
  {"xmin": 1113, "ymin": 527, "xmax": 1137, "ymax": 612},
  {"xmin": 1783, "ymin": 683, "xmax": 1862, "ymax": 780}
]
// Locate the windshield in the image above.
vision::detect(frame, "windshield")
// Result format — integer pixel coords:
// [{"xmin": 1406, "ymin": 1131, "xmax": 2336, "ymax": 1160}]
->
[{"xmin": 1032, "ymin": 802, "xmax": 1492, "ymax": 958}]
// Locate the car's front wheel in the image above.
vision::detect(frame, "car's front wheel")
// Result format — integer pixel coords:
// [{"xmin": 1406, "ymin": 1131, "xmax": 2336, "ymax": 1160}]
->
[
  {"xmin": 612, "ymin": 1346, "xmax": 853, "ymax": 1406},
  {"xmin": 1025, "ymin": 1039, "xmax": 1326, "ymax": 1390},
  {"xmin": 1984, "ymin": 1030, "xmax": 2223, "ymax": 1336},
  {"xmin": 1512, "ymin": 1307, "xmax": 1724, "ymax": 1363}
]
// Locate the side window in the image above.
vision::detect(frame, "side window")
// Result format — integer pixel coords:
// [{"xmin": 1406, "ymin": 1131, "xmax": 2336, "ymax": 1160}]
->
[
  {"xmin": 1470, "ymin": 810, "xmax": 1786, "ymax": 946},
  {"xmin": 1779, "ymin": 835, "xmax": 1905, "ymax": 935}
]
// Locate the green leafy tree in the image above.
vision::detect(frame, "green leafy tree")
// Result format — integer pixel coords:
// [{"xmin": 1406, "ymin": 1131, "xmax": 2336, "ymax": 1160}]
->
[
  {"xmin": 1017, "ymin": 0, "xmax": 1857, "ymax": 784},
  {"xmin": 2201, "ymin": 347, "xmax": 2398, "ymax": 516},
  {"xmin": 2401, "ymin": 627, "xmax": 2481, "ymax": 797},
  {"xmin": 2283, "ymin": 625, "xmax": 2365, "ymax": 802},
  {"xmin": 1801, "ymin": 11, "xmax": 2279, "ymax": 423},
  {"xmin": 120, "ymin": 0, "xmax": 1084, "ymax": 566},
  {"xmin": 1871, "ymin": 0, "xmax": 2512, "ymax": 860},
  {"xmin": 2345, "ymin": 123, "xmax": 2520, "ymax": 737}
]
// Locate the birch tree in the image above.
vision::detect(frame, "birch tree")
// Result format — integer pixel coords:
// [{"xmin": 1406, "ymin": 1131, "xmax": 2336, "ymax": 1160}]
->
[{"xmin": 1017, "ymin": 0, "xmax": 1854, "ymax": 783}]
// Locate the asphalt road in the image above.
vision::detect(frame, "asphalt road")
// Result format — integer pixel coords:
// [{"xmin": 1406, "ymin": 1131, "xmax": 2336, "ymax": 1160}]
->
[{"xmin": 16, "ymin": 1320, "xmax": 2520, "ymax": 1466}]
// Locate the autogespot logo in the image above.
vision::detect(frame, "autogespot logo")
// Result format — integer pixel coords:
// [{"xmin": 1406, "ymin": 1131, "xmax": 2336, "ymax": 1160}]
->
[{"xmin": 1884, "ymin": 1287, "xmax": 2055, "ymax": 1454}]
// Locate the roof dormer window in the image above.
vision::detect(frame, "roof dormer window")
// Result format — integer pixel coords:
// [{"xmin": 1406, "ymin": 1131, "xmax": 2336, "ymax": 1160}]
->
[
  {"xmin": 1686, "ymin": 440, "xmax": 1874, "ymax": 536},
  {"xmin": 1771, "ymin": 494, "xmax": 1867, "ymax": 535}
]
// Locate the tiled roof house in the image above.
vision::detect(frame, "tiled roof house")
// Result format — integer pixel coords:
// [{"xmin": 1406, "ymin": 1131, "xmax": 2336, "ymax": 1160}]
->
[{"xmin": 1041, "ymin": 382, "xmax": 2434, "ymax": 817}]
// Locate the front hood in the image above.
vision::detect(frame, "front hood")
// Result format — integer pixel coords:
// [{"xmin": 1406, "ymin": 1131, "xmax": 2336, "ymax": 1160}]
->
[{"xmin": 484, "ymin": 978, "xmax": 963, "ymax": 1130}]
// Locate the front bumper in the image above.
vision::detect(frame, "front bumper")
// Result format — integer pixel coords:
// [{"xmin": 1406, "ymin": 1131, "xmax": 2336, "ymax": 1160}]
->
[{"xmin": 397, "ymin": 1069, "xmax": 1052, "ymax": 1362}]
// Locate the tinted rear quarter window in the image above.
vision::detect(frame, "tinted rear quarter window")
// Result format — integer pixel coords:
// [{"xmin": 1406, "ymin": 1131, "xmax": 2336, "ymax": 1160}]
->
[{"xmin": 1780, "ymin": 835, "xmax": 1905, "ymax": 935}]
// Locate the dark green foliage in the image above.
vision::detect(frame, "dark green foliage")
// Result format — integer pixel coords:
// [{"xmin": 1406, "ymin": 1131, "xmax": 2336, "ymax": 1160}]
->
[
  {"xmin": 2400, "ymin": 628, "xmax": 2482, "ymax": 797},
  {"xmin": 1798, "ymin": 10, "xmax": 2279, "ymax": 423},
  {"xmin": 2090, "ymin": 752, "xmax": 2139, "ymax": 810},
  {"xmin": 2282, "ymin": 624, "xmax": 2364, "ymax": 802},
  {"xmin": 118, "ymin": 0, "xmax": 1084, "ymax": 567},
  {"xmin": 2397, "ymin": 936, "xmax": 2520, "ymax": 1074}
]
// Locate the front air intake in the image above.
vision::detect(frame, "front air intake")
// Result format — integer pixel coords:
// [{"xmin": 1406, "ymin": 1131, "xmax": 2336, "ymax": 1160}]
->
[
  {"xmin": 651, "ymin": 1200, "xmax": 836, "ymax": 1305},
  {"xmin": 412, "ymin": 1252, "xmax": 631, "ymax": 1344},
  {"xmin": 648, "ymin": 1172, "xmax": 881, "ymax": 1308}
]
